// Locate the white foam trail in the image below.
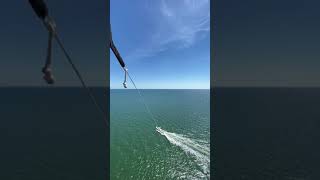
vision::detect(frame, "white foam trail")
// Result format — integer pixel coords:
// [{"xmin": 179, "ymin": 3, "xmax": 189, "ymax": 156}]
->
[{"xmin": 156, "ymin": 127, "xmax": 210, "ymax": 178}]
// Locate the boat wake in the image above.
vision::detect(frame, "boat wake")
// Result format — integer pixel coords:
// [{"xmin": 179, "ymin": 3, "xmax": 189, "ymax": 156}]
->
[{"xmin": 156, "ymin": 127, "xmax": 210, "ymax": 178}]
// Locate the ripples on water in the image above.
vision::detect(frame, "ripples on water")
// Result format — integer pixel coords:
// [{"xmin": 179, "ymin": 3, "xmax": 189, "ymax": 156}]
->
[
  {"xmin": 156, "ymin": 127, "xmax": 210, "ymax": 179},
  {"xmin": 111, "ymin": 90, "xmax": 210, "ymax": 179}
]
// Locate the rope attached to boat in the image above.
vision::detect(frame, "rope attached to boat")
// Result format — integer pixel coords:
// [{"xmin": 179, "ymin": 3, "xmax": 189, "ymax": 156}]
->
[{"xmin": 125, "ymin": 68, "xmax": 159, "ymax": 127}]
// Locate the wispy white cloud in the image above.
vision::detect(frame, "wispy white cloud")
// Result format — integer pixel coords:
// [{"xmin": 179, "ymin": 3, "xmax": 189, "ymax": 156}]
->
[{"xmin": 125, "ymin": 0, "xmax": 210, "ymax": 61}]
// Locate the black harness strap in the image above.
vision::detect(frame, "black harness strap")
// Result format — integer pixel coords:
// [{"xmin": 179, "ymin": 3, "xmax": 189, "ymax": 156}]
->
[
  {"xmin": 110, "ymin": 29, "xmax": 126, "ymax": 68},
  {"xmin": 29, "ymin": 0, "xmax": 48, "ymax": 20}
]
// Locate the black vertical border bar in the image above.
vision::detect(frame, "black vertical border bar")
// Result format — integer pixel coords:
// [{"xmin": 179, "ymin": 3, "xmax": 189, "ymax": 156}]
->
[
  {"xmin": 210, "ymin": 0, "xmax": 215, "ymax": 179},
  {"xmin": 105, "ymin": 0, "xmax": 110, "ymax": 179}
]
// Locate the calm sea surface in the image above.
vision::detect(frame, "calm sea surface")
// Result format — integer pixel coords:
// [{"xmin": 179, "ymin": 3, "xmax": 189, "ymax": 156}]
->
[
  {"xmin": 214, "ymin": 87, "xmax": 320, "ymax": 180},
  {"xmin": 111, "ymin": 89, "xmax": 210, "ymax": 179},
  {"xmin": 3, "ymin": 87, "xmax": 320, "ymax": 179},
  {"xmin": 0, "ymin": 87, "xmax": 108, "ymax": 180}
]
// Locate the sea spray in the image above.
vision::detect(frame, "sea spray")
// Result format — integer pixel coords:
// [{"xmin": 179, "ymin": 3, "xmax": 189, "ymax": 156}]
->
[{"xmin": 156, "ymin": 127, "xmax": 210, "ymax": 178}]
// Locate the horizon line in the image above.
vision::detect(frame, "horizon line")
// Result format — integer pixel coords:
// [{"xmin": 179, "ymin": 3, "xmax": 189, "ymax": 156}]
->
[
  {"xmin": 0, "ymin": 86, "xmax": 209, "ymax": 90},
  {"xmin": 2, "ymin": 85, "xmax": 320, "ymax": 88}
]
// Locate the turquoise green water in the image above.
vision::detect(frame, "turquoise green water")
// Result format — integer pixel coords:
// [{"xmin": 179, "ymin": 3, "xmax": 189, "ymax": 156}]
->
[{"xmin": 110, "ymin": 89, "xmax": 210, "ymax": 179}]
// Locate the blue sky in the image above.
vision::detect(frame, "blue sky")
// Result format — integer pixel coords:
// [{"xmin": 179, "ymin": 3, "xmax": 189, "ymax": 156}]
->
[{"xmin": 110, "ymin": 0, "xmax": 210, "ymax": 89}]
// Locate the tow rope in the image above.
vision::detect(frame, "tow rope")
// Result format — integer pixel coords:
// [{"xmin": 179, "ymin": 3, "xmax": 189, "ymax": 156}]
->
[
  {"xmin": 110, "ymin": 28, "xmax": 159, "ymax": 127},
  {"xmin": 126, "ymin": 69, "xmax": 159, "ymax": 127}
]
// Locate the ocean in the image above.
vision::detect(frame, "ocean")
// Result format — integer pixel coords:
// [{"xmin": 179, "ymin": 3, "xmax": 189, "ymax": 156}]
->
[
  {"xmin": 5, "ymin": 87, "xmax": 317, "ymax": 179},
  {"xmin": 0, "ymin": 87, "xmax": 108, "ymax": 180},
  {"xmin": 214, "ymin": 87, "xmax": 320, "ymax": 180},
  {"xmin": 0, "ymin": 88, "xmax": 210, "ymax": 180},
  {"xmin": 110, "ymin": 89, "xmax": 210, "ymax": 179}
]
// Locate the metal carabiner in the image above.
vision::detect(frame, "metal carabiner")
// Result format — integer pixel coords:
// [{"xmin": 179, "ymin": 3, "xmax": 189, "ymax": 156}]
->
[{"xmin": 123, "ymin": 68, "xmax": 128, "ymax": 88}]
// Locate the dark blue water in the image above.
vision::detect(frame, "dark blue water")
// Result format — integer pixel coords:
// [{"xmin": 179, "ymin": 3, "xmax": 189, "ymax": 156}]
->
[
  {"xmin": 214, "ymin": 87, "xmax": 320, "ymax": 180},
  {"xmin": 0, "ymin": 87, "xmax": 108, "ymax": 180}
]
